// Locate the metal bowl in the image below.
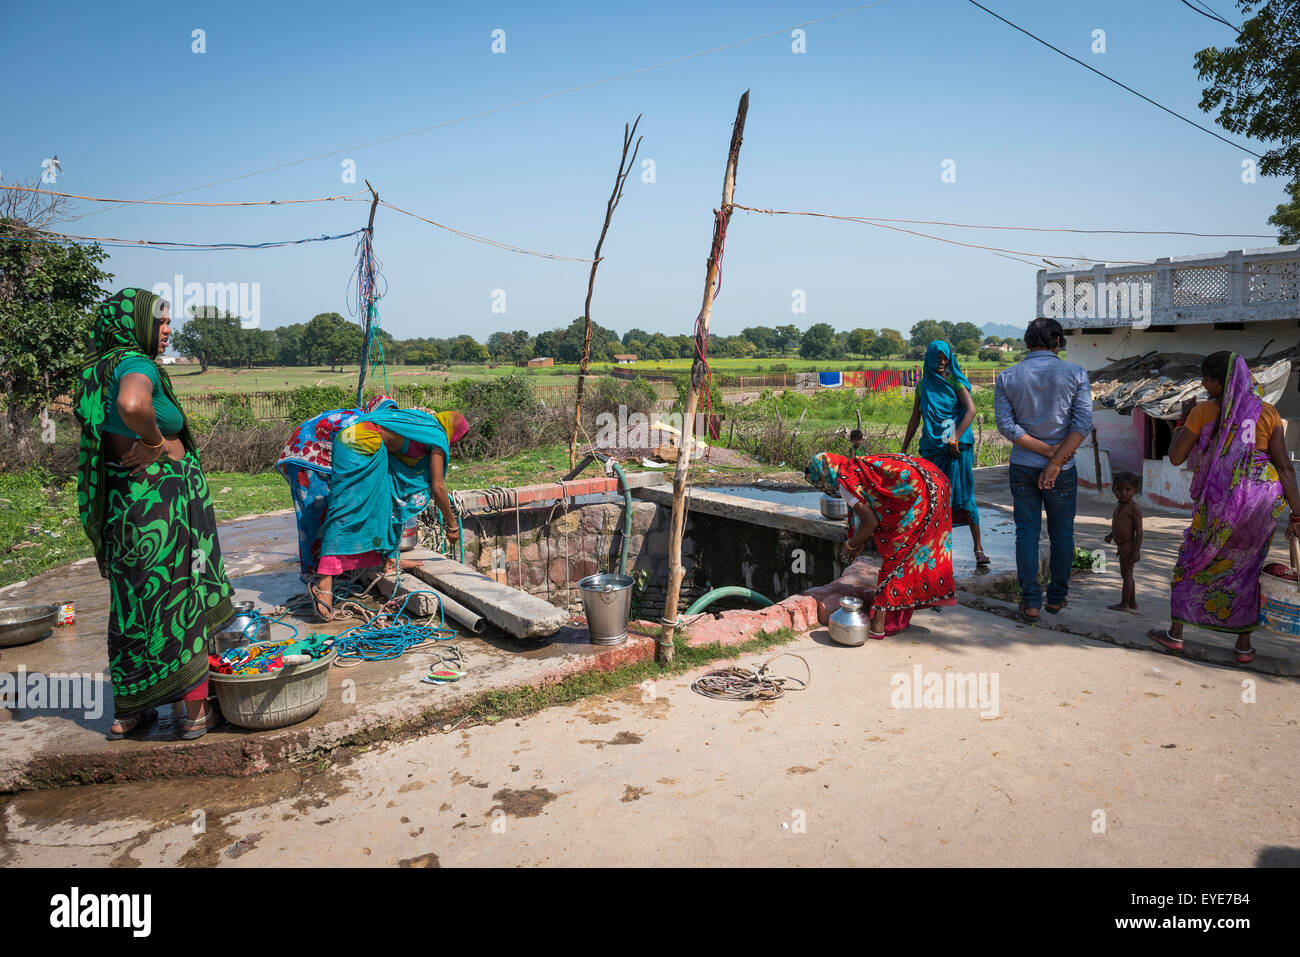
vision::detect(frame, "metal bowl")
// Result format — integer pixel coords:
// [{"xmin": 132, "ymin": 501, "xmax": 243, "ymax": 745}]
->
[
  {"xmin": 0, "ymin": 605, "xmax": 58, "ymax": 647},
  {"xmin": 819, "ymin": 494, "xmax": 849, "ymax": 520}
]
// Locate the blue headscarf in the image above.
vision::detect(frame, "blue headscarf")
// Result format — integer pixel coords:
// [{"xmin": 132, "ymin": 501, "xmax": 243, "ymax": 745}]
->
[{"xmin": 917, "ymin": 340, "xmax": 973, "ymax": 454}]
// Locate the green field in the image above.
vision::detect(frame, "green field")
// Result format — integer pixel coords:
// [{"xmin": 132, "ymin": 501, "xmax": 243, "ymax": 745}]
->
[
  {"xmin": 164, "ymin": 355, "xmax": 1010, "ymax": 394},
  {"xmin": 165, "ymin": 365, "xmax": 583, "ymax": 394}
]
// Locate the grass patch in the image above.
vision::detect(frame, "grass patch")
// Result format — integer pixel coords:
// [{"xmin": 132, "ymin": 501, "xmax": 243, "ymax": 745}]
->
[{"xmin": 434, "ymin": 627, "xmax": 803, "ymax": 729}]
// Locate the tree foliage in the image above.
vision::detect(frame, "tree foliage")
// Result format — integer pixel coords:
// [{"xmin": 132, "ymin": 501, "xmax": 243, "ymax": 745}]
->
[{"xmin": 0, "ymin": 215, "xmax": 112, "ymax": 447}]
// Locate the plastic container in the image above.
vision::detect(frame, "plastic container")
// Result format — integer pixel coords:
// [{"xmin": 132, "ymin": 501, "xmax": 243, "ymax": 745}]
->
[
  {"xmin": 208, "ymin": 650, "xmax": 335, "ymax": 730},
  {"xmin": 1260, "ymin": 570, "xmax": 1300, "ymax": 638},
  {"xmin": 578, "ymin": 573, "xmax": 634, "ymax": 645},
  {"xmin": 400, "ymin": 518, "xmax": 420, "ymax": 552}
]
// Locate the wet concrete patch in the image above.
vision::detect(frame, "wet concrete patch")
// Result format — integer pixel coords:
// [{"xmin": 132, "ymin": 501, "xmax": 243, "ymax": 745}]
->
[
  {"xmin": 489, "ymin": 787, "xmax": 557, "ymax": 818},
  {"xmin": 578, "ymin": 730, "xmax": 643, "ymax": 749},
  {"xmin": 398, "ymin": 851, "xmax": 441, "ymax": 867}
]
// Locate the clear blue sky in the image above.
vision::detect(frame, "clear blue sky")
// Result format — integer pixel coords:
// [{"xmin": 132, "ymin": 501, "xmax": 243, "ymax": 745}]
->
[{"xmin": 1, "ymin": 0, "xmax": 1279, "ymax": 343}]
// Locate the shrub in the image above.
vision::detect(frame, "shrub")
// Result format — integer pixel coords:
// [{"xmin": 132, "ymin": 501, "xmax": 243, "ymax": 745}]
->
[
  {"xmin": 195, "ymin": 422, "xmax": 287, "ymax": 473},
  {"xmin": 590, "ymin": 376, "xmax": 656, "ymax": 416},
  {"xmin": 285, "ymin": 385, "xmax": 354, "ymax": 423}
]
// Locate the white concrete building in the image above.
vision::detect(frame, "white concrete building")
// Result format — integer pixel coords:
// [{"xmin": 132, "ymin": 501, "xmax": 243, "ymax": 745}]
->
[{"xmin": 1036, "ymin": 244, "xmax": 1300, "ymax": 509}]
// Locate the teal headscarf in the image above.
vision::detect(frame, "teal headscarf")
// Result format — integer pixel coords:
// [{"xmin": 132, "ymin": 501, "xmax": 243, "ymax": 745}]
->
[
  {"xmin": 318, "ymin": 407, "xmax": 452, "ymax": 559},
  {"xmin": 917, "ymin": 340, "xmax": 973, "ymax": 454}
]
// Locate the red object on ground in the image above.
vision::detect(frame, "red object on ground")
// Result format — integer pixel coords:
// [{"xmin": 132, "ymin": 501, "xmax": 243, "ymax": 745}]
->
[{"xmin": 1263, "ymin": 561, "xmax": 1297, "ymax": 581}]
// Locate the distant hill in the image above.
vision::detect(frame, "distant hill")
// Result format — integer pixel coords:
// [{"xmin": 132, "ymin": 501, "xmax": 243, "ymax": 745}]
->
[{"xmin": 982, "ymin": 322, "xmax": 1023, "ymax": 339}]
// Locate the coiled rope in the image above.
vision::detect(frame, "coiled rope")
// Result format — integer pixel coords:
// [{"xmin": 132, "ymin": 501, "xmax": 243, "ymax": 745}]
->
[
  {"xmin": 330, "ymin": 579, "xmax": 458, "ymax": 667},
  {"xmin": 690, "ymin": 653, "xmax": 810, "ymax": 701}
]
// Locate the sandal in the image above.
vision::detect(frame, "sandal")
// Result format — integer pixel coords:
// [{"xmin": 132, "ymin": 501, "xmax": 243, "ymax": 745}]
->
[
  {"xmin": 1147, "ymin": 629, "xmax": 1184, "ymax": 653},
  {"xmin": 106, "ymin": 708, "xmax": 158, "ymax": 741},
  {"xmin": 975, "ymin": 551, "xmax": 991, "ymax": 566},
  {"xmin": 1044, "ymin": 598, "xmax": 1068, "ymax": 614},
  {"xmin": 867, "ymin": 630, "xmax": 886, "ymax": 640},
  {"xmin": 307, "ymin": 580, "xmax": 334, "ymax": 622},
  {"xmin": 1020, "ymin": 604, "xmax": 1040, "ymax": 622},
  {"xmin": 1234, "ymin": 644, "xmax": 1255, "ymax": 665},
  {"xmin": 177, "ymin": 702, "xmax": 223, "ymax": 740}
]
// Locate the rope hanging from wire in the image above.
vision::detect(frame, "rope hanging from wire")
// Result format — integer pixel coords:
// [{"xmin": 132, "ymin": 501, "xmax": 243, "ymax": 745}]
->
[
  {"xmin": 348, "ymin": 226, "xmax": 389, "ymax": 399},
  {"xmin": 691, "ymin": 653, "xmax": 811, "ymax": 701}
]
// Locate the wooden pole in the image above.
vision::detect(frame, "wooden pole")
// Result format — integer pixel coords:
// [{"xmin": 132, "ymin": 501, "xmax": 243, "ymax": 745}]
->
[
  {"xmin": 354, "ymin": 180, "xmax": 380, "ymax": 408},
  {"xmin": 1091, "ymin": 427, "xmax": 1104, "ymax": 495},
  {"xmin": 569, "ymin": 117, "xmax": 643, "ymax": 469},
  {"xmin": 658, "ymin": 91, "xmax": 749, "ymax": 664}
]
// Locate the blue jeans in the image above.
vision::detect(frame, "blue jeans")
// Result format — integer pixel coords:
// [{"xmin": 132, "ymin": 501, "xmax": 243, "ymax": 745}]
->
[{"xmin": 1009, "ymin": 464, "xmax": 1078, "ymax": 609}]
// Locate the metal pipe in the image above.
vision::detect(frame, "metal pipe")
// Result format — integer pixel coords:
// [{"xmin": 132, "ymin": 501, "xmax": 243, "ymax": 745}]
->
[{"xmin": 430, "ymin": 587, "xmax": 485, "ymax": 635}]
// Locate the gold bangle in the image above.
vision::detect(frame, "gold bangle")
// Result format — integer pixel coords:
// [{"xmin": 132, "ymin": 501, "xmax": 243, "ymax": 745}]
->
[{"xmin": 141, "ymin": 437, "xmax": 165, "ymax": 450}]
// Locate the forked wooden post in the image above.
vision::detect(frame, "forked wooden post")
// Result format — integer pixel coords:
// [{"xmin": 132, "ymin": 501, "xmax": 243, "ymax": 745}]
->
[
  {"xmin": 569, "ymin": 118, "xmax": 643, "ymax": 469},
  {"xmin": 658, "ymin": 91, "xmax": 749, "ymax": 664}
]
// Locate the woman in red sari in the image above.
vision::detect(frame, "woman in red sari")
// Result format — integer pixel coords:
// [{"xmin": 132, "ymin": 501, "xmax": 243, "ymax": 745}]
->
[{"xmin": 806, "ymin": 452, "xmax": 957, "ymax": 637}]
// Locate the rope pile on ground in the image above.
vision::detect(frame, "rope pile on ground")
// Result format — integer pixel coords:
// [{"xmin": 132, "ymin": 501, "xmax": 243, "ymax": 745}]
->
[
  {"xmin": 330, "ymin": 586, "xmax": 457, "ymax": 667},
  {"xmin": 690, "ymin": 653, "xmax": 810, "ymax": 701}
]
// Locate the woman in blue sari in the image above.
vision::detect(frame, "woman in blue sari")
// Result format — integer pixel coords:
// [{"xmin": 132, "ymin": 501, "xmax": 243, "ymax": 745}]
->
[
  {"xmin": 310, "ymin": 405, "xmax": 466, "ymax": 619},
  {"xmin": 902, "ymin": 340, "xmax": 988, "ymax": 565}
]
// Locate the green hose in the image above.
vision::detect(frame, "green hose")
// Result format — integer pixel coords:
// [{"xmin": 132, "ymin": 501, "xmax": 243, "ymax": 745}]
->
[
  {"xmin": 685, "ymin": 586, "xmax": 775, "ymax": 617},
  {"xmin": 607, "ymin": 459, "xmax": 632, "ymax": 578}
]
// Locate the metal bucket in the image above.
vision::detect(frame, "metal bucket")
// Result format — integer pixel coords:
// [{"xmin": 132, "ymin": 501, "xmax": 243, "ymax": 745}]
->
[
  {"xmin": 399, "ymin": 518, "xmax": 420, "ymax": 552},
  {"xmin": 578, "ymin": 573, "xmax": 634, "ymax": 645}
]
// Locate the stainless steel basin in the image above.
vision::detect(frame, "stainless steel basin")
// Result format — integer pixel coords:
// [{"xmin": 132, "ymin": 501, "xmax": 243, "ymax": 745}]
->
[{"xmin": 0, "ymin": 605, "xmax": 58, "ymax": 647}]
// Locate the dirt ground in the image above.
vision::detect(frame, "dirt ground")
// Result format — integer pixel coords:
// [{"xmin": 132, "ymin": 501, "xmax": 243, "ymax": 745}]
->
[{"xmin": 4, "ymin": 602, "xmax": 1296, "ymax": 868}]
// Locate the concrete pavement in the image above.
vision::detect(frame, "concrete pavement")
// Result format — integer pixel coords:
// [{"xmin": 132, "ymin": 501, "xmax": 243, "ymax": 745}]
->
[{"xmin": 3, "ymin": 602, "xmax": 1296, "ymax": 867}]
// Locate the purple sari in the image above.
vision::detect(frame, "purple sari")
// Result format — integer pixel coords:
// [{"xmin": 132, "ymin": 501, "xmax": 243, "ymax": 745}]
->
[{"xmin": 1170, "ymin": 355, "xmax": 1285, "ymax": 633}]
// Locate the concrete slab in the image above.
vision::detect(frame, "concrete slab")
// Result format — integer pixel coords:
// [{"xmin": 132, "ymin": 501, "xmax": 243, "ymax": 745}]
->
[
  {"xmin": 633, "ymin": 484, "xmax": 846, "ymax": 542},
  {"xmin": 405, "ymin": 553, "xmax": 570, "ymax": 639},
  {"xmin": 0, "ymin": 512, "xmax": 655, "ymax": 792}
]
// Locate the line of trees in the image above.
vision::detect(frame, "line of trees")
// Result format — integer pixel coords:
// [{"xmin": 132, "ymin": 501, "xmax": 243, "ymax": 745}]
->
[{"xmin": 166, "ymin": 312, "xmax": 1027, "ymax": 369}]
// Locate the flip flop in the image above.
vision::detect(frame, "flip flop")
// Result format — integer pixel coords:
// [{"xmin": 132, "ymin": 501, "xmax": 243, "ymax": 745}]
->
[
  {"xmin": 975, "ymin": 551, "xmax": 991, "ymax": 566},
  {"xmin": 1045, "ymin": 598, "xmax": 1068, "ymax": 614},
  {"xmin": 867, "ymin": 630, "xmax": 886, "ymax": 640},
  {"xmin": 1019, "ymin": 605, "xmax": 1040, "ymax": 622},
  {"xmin": 1234, "ymin": 645, "xmax": 1255, "ymax": 665},
  {"xmin": 106, "ymin": 707, "xmax": 158, "ymax": 741},
  {"xmin": 177, "ymin": 703, "xmax": 224, "ymax": 740},
  {"xmin": 307, "ymin": 580, "xmax": 334, "ymax": 622},
  {"xmin": 1147, "ymin": 629, "xmax": 1184, "ymax": 652}
]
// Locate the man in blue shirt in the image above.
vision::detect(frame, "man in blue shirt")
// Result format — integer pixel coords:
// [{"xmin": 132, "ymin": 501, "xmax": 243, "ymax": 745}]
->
[{"xmin": 994, "ymin": 318, "xmax": 1093, "ymax": 621}]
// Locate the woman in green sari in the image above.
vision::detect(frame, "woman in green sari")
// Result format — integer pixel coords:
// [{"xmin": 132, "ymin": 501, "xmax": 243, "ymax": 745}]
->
[{"xmin": 74, "ymin": 288, "xmax": 234, "ymax": 740}]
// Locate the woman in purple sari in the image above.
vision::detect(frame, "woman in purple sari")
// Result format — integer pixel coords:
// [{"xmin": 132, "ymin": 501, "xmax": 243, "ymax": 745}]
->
[{"xmin": 1148, "ymin": 352, "xmax": 1300, "ymax": 663}]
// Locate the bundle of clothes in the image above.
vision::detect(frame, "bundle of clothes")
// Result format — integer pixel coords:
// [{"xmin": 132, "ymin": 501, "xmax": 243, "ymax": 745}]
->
[{"xmin": 209, "ymin": 633, "xmax": 335, "ymax": 676}]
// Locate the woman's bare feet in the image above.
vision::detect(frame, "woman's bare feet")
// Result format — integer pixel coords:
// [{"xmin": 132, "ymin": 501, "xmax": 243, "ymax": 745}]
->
[{"xmin": 1107, "ymin": 603, "xmax": 1137, "ymax": 613}]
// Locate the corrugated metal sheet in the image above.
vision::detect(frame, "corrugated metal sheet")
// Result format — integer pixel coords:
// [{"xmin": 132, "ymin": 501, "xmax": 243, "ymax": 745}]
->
[{"xmin": 1089, "ymin": 348, "xmax": 1297, "ymax": 420}]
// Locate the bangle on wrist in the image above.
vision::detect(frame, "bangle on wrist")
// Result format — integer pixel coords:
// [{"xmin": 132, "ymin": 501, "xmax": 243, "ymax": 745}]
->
[{"xmin": 141, "ymin": 437, "xmax": 165, "ymax": 450}]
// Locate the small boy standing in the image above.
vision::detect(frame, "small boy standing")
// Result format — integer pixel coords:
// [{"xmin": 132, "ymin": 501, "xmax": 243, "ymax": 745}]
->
[
  {"xmin": 849, "ymin": 429, "xmax": 865, "ymax": 456},
  {"xmin": 1104, "ymin": 471, "xmax": 1143, "ymax": 612}
]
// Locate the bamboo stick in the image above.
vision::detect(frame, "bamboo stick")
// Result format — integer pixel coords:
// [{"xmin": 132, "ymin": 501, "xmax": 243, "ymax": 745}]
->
[
  {"xmin": 658, "ymin": 91, "xmax": 749, "ymax": 664},
  {"xmin": 569, "ymin": 118, "xmax": 643, "ymax": 469}
]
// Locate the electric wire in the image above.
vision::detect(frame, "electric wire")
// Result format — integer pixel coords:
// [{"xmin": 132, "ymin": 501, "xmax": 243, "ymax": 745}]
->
[{"xmin": 966, "ymin": 0, "xmax": 1260, "ymax": 157}]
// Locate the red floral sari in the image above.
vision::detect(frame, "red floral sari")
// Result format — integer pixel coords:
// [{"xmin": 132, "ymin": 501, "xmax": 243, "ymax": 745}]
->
[{"xmin": 810, "ymin": 452, "xmax": 957, "ymax": 625}]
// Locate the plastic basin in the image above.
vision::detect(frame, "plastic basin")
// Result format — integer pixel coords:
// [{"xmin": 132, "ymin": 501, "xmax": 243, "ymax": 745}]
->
[{"xmin": 208, "ymin": 651, "xmax": 335, "ymax": 730}]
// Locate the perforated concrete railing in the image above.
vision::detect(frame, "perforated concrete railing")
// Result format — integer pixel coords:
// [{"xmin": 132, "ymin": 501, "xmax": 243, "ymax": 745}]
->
[{"xmin": 1036, "ymin": 245, "xmax": 1300, "ymax": 328}]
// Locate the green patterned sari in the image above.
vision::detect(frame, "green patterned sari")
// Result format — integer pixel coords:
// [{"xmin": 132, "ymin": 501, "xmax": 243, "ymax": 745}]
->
[{"xmin": 73, "ymin": 289, "xmax": 234, "ymax": 716}]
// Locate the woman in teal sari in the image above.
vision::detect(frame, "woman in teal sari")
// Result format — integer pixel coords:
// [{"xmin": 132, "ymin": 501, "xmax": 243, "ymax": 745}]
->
[
  {"xmin": 309, "ymin": 405, "xmax": 467, "ymax": 619},
  {"xmin": 902, "ymin": 340, "xmax": 988, "ymax": 565}
]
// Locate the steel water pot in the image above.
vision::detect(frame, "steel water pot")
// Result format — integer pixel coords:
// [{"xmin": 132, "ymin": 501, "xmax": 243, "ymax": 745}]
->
[{"xmin": 828, "ymin": 596, "xmax": 869, "ymax": 646}]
